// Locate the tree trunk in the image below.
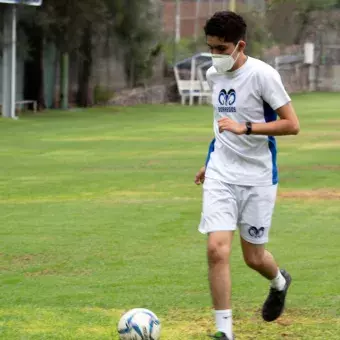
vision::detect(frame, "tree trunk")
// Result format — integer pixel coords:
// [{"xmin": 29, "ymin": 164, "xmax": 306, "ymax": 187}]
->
[
  {"xmin": 38, "ymin": 35, "xmax": 45, "ymax": 110},
  {"xmin": 60, "ymin": 52, "xmax": 69, "ymax": 109},
  {"xmin": 77, "ymin": 22, "xmax": 93, "ymax": 107},
  {"xmin": 23, "ymin": 24, "xmax": 45, "ymax": 110}
]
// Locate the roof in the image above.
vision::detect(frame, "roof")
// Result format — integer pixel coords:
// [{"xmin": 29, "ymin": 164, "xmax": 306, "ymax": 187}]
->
[{"xmin": 175, "ymin": 53, "xmax": 212, "ymax": 69}]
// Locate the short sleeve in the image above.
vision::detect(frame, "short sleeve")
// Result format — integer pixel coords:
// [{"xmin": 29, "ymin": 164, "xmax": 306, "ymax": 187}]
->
[
  {"xmin": 259, "ymin": 66, "xmax": 291, "ymax": 110},
  {"xmin": 206, "ymin": 66, "xmax": 215, "ymax": 91}
]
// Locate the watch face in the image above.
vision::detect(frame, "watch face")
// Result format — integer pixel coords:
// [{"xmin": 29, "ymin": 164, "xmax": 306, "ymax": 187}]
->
[{"xmin": 246, "ymin": 122, "xmax": 252, "ymax": 134}]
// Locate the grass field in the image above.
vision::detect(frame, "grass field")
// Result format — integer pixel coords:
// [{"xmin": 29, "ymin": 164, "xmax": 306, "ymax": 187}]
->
[{"xmin": 0, "ymin": 92, "xmax": 340, "ymax": 339}]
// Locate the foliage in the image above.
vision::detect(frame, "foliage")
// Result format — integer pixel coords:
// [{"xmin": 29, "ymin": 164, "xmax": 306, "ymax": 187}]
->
[
  {"xmin": 107, "ymin": 0, "xmax": 162, "ymax": 86},
  {"xmin": 163, "ymin": 37, "xmax": 200, "ymax": 65},
  {"xmin": 2, "ymin": 0, "xmax": 161, "ymax": 93},
  {"xmin": 267, "ymin": 0, "xmax": 340, "ymax": 44},
  {"xmin": 241, "ymin": 10, "xmax": 275, "ymax": 57},
  {"xmin": 93, "ymin": 85, "xmax": 113, "ymax": 105}
]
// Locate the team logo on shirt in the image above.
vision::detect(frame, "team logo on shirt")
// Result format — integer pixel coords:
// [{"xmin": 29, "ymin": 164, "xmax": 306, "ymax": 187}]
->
[
  {"xmin": 248, "ymin": 226, "xmax": 265, "ymax": 238},
  {"xmin": 218, "ymin": 89, "xmax": 236, "ymax": 113}
]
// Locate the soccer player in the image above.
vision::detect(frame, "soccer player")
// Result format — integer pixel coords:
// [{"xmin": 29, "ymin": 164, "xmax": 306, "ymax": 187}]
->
[{"xmin": 194, "ymin": 11, "xmax": 300, "ymax": 340}]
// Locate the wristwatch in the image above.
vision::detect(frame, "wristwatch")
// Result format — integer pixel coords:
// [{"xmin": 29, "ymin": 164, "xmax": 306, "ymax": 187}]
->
[{"xmin": 245, "ymin": 122, "xmax": 252, "ymax": 135}]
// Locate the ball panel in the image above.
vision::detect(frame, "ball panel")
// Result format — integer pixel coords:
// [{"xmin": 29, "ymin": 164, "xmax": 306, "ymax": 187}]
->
[{"xmin": 117, "ymin": 308, "xmax": 161, "ymax": 340}]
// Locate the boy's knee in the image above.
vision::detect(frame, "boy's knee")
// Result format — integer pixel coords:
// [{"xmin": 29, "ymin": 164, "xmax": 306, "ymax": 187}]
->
[{"xmin": 207, "ymin": 238, "xmax": 232, "ymax": 264}]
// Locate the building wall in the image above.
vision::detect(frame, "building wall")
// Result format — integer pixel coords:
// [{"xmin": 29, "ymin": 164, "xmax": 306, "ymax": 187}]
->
[
  {"xmin": 0, "ymin": 57, "xmax": 24, "ymax": 104},
  {"xmin": 163, "ymin": 0, "xmax": 230, "ymax": 38},
  {"xmin": 162, "ymin": 0, "xmax": 264, "ymax": 38},
  {"xmin": 268, "ymin": 10, "xmax": 340, "ymax": 93}
]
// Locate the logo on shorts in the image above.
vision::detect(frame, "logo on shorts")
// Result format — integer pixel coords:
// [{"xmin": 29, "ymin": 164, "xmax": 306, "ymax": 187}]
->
[
  {"xmin": 248, "ymin": 226, "xmax": 265, "ymax": 238},
  {"xmin": 218, "ymin": 88, "xmax": 236, "ymax": 113}
]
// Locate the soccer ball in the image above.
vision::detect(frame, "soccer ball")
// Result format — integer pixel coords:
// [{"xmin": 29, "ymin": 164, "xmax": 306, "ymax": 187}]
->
[{"xmin": 117, "ymin": 308, "xmax": 161, "ymax": 340}]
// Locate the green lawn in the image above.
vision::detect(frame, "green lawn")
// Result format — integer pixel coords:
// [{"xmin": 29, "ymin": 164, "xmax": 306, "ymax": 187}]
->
[{"xmin": 0, "ymin": 92, "xmax": 339, "ymax": 339}]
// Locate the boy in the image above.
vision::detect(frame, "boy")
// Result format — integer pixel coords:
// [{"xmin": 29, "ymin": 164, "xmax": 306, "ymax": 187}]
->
[{"xmin": 195, "ymin": 11, "xmax": 300, "ymax": 340}]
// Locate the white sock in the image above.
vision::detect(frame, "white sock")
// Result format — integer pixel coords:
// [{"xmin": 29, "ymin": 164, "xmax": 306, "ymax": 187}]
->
[
  {"xmin": 215, "ymin": 309, "xmax": 232, "ymax": 339},
  {"xmin": 271, "ymin": 269, "xmax": 286, "ymax": 291}
]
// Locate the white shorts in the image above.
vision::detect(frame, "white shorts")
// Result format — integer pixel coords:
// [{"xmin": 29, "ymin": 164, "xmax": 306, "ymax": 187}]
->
[{"xmin": 198, "ymin": 178, "xmax": 278, "ymax": 244}]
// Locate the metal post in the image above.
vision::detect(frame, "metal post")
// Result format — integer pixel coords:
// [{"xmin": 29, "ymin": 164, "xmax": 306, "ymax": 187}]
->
[
  {"xmin": 2, "ymin": 5, "xmax": 17, "ymax": 119},
  {"xmin": 173, "ymin": 0, "xmax": 181, "ymax": 63},
  {"xmin": 189, "ymin": 57, "xmax": 196, "ymax": 106},
  {"xmin": 175, "ymin": 0, "xmax": 181, "ymax": 44},
  {"xmin": 230, "ymin": 0, "xmax": 236, "ymax": 12},
  {"xmin": 194, "ymin": 0, "xmax": 201, "ymax": 43},
  {"xmin": 208, "ymin": 0, "xmax": 213, "ymax": 16}
]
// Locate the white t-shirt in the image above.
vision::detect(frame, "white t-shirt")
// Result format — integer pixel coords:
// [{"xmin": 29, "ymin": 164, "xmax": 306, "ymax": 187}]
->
[{"xmin": 205, "ymin": 56, "xmax": 291, "ymax": 186}]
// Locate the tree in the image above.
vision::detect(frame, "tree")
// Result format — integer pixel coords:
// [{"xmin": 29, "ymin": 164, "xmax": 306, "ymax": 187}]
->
[
  {"xmin": 15, "ymin": 0, "xmax": 109, "ymax": 108},
  {"xmin": 3, "ymin": 0, "xmax": 162, "ymax": 109},
  {"xmin": 107, "ymin": 0, "xmax": 162, "ymax": 87},
  {"xmin": 267, "ymin": 0, "xmax": 339, "ymax": 45},
  {"xmin": 38, "ymin": 0, "xmax": 108, "ymax": 108}
]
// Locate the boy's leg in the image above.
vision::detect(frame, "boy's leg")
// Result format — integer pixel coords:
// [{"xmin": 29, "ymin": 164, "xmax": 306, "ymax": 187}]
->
[
  {"xmin": 238, "ymin": 185, "xmax": 292, "ymax": 322},
  {"xmin": 240, "ymin": 239, "xmax": 292, "ymax": 322},
  {"xmin": 208, "ymin": 231, "xmax": 234, "ymax": 310},
  {"xmin": 241, "ymin": 239, "xmax": 278, "ymax": 279},
  {"xmin": 199, "ymin": 179, "xmax": 238, "ymax": 339},
  {"xmin": 208, "ymin": 231, "xmax": 234, "ymax": 339}
]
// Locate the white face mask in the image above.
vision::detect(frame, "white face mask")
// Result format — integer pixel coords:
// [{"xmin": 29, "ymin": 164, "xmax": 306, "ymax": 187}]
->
[{"xmin": 212, "ymin": 42, "xmax": 240, "ymax": 73}]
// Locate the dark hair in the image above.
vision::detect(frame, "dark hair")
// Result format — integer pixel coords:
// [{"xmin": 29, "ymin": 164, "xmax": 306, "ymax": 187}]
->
[{"xmin": 204, "ymin": 11, "xmax": 247, "ymax": 44}]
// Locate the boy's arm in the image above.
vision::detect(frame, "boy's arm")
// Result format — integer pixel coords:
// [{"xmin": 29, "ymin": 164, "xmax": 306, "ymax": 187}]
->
[
  {"xmin": 218, "ymin": 102, "xmax": 299, "ymax": 136},
  {"xmin": 195, "ymin": 138, "xmax": 215, "ymax": 185}
]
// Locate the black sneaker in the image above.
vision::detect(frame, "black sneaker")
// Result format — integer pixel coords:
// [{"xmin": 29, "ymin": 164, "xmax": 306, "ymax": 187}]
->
[
  {"xmin": 262, "ymin": 269, "xmax": 292, "ymax": 322},
  {"xmin": 209, "ymin": 331, "xmax": 234, "ymax": 339}
]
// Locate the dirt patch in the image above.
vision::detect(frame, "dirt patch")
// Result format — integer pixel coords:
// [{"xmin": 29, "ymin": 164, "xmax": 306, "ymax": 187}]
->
[
  {"xmin": 300, "ymin": 141, "xmax": 340, "ymax": 150},
  {"xmin": 11, "ymin": 254, "xmax": 35, "ymax": 265},
  {"xmin": 146, "ymin": 160, "xmax": 162, "ymax": 165},
  {"xmin": 279, "ymin": 165, "xmax": 340, "ymax": 171},
  {"xmin": 99, "ymin": 196, "xmax": 199, "ymax": 205},
  {"xmin": 24, "ymin": 269, "xmax": 58, "ymax": 277},
  {"xmin": 316, "ymin": 119, "xmax": 340, "ymax": 125},
  {"xmin": 25, "ymin": 268, "xmax": 92, "ymax": 277},
  {"xmin": 296, "ymin": 131, "xmax": 340, "ymax": 137},
  {"xmin": 43, "ymin": 136, "xmax": 154, "ymax": 142},
  {"xmin": 279, "ymin": 189, "xmax": 340, "ymax": 200},
  {"xmin": 276, "ymin": 319, "xmax": 294, "ymax": 326}
]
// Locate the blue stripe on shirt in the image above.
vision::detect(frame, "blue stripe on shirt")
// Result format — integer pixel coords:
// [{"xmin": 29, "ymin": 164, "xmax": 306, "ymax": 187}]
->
[
  {"xmin": 205, "ymin": 138, "xmax": 215, "ymax": 167},
  {"xmin": 263, "ymin": 101, "xmax": 278, "ymax": 184}
]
